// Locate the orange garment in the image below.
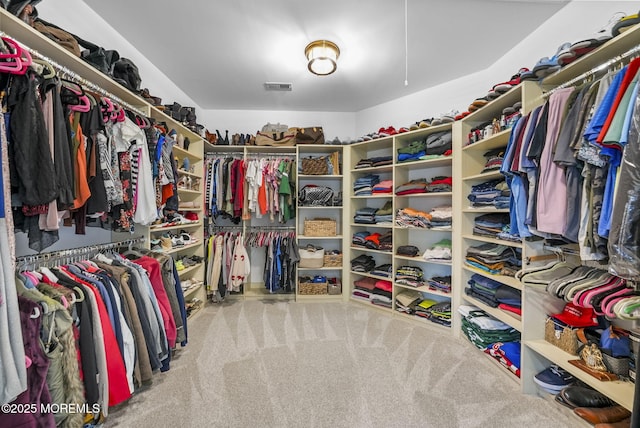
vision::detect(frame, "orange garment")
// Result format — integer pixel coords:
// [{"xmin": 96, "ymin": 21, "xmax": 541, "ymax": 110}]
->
[
  {"xmin": 257, "ymin": 172, "xmax": 268, "ymax": 215},
  {"xmin": 71, "ymin": 114, "xmax": 91, "ymax": 209},
  {"xmin": 161, "ymin": 183, "xmax": 174, "ymax": 204}
]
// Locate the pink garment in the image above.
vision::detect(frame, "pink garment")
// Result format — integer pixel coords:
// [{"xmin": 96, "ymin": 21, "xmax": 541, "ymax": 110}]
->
[
  {"xmin": 536, "ymin": 88, "xmax": 574, "ymax": 235},
  {"xmin": 133, "ymin": 256, "xmax": 177, "ymax": 348}
]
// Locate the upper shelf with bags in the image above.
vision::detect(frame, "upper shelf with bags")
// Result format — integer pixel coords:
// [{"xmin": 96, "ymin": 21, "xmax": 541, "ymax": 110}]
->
[{"xmin": 0, "ymin": 7, "xmax": 149, "ymax": 109}]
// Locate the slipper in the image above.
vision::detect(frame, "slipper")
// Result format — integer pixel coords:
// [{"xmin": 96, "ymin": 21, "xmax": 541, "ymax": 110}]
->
[
  {"xmin": 409, "ymin": 122, "xmax": 420, "ymax": 131},
  {"xmin": 471, "ymin": 97, "xmax": 489, "ymax": 108},
  {"xmin": 613, "ymin": 10, "xmax": 640, "ymax": 36}
]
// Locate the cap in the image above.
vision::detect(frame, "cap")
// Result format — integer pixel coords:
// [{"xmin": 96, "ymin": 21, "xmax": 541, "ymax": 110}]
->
[{"xmin": 551, "ymin": 302, "xmax": 598, "ymax": 328}]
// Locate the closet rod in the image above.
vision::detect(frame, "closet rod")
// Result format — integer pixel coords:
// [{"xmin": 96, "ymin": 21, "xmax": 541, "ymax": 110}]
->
[
  {"xmin": 542, "ymin": 244, "xmax": 580, "ymax": 256},
  {"xmin": 213, "ymin": 225, "xmax": 296, "ymax": 230},
  {"xmin": 246, "ymin": 152, "xmax": 296, "ymax": 157},
  {"xmin": 205, "ymin": 151, "xmax": 244, "ymax": 157},
  {"xmin": 543, "ymin": 43, "xmax": 640, "ymax": 98},
  {"xmin": 15, "ymin": 237, "xmax": 146, "ymax": 266},
  {"xmin": 0, "ymin": 31, "xmax": 148, "ymax": 118}
]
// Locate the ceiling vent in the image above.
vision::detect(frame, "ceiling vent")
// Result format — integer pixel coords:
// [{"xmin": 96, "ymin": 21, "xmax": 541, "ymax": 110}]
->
[{"xmin": 264, "ymin": 82, "xmax": 293, "ymax": 91}]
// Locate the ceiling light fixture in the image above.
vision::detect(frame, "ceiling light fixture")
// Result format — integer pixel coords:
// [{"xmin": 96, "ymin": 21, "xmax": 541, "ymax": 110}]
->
[{"xmin": 305, "ymin": 40, "xmax": 340, "ymax": 76}]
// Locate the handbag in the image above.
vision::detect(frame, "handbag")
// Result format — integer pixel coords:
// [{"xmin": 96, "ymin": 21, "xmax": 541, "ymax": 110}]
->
[
  {"xmin": 295, "ymin": 127, "xmax": 325, "ymax": 145},
  {"xmin": 301, "ymin": 156, "xmax": 329, "ymax": 175},
  {"xmin": 71, "ymin": 32, "xmax": 120, "ymax": 74},
  {"xmin": 255, "ymin": 129, "xmax": 296, "ymax": 146},
  {"xmin": 298, "ymin": 185, "xmax": 334, "ymax": 206}
]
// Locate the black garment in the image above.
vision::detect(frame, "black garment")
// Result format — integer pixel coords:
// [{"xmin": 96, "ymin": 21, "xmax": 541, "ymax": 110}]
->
[{"xmin": 8, "ymin": 72, "xmax": 58, "ymax": 205}]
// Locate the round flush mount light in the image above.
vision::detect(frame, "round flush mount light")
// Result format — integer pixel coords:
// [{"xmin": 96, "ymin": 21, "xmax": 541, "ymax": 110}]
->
[{"xmin": 305, "ymin": 40, "xmax": 340, "ymax": 76}]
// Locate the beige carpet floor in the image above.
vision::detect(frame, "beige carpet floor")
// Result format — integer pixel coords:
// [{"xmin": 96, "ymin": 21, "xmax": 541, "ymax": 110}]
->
[{"xmin": 105, "ymin": 300, "xmax": 585, "ymax": 428}]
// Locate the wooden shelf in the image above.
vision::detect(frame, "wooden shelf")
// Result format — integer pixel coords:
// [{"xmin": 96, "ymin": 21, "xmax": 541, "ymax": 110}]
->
[
  {"xmin": 394, "ymin": 156, "xmax": 453, "ymax": 168},
  {"xmin": 349, "ymin": 271, "xmax": 392, "ymax": 281},
  {"xmin": 350, "ymin": 165, "xmax": 393, "ymax": 174},
  {"xmin": 462, "ymin": 294, "xmax": 522, "ymax": 332},
  {"xmin": 349, "ymin": 246, "xmax": 393, "ymax": 255},
  {"xmin": 298, "ymin": 266, "xmax": 343, "ymax": 271},
  {"xmin": 350, "ymin": 223, "xmax": 394, "ymax": 228},
  {"xmin": 395, "ymin": 192, "xmax": 453, "ymax": 198},
  {"xmin": 349, "ymin": 136, "xmax": 394, "ymax": 149},
  {"xmin": 349, "ymin": 296, "xmax": 393, "ymax": 313},
  {"xmin": 177, "ymin": 263, "xmax": 204, "ymax": 278},
  {"xmin": 462, "ymin": 128, "xmax": 511, "ymax": 152},
  {"xmin": 394, "ymin": 311, "xmax": 451, "ymax": 331},
  {"xmin": 392, "ymin": 122, "xmax": 454, "ymax": 142},
  {"xmin": 297, "ymin": 144, "xmax": 344, "ymax": 153},
  {"xmin": 351, "ymin": 194, "xmax": 392, "ymax": 199},
  {"xmin": 394, "ymin": 282, "xmax": 451, "ymax": 298},
  {"xmin": 463, "ymin": 208, "xmax": 510, "ymax": 213},
  {"xmin": 462, "ymin": 170, "xmax": 504, "ymax": 182},
  {"xmin": 183, "ymin": 283, "xmax": 204, "ymax": 299},
  {"xmin": 176, "ymin": 169, "xmax": 202, "ymax": 178},
  {"xmin": 462, "ymin": 265, "xmax": 523, "ymax": 291},
  {"xmin": 296, "ymin": 294, "xmax": 344, "ymax": 302},
  {"xmin": 177, "ymin": 188, "xmax": 202, "ymax": 196},
  {"xmin": 173, "ymin": 145, "xmax": 203, "ymax": 162},
  {"xmin": 165, "ymin": 241, "xmax": 202, "ymax": 255},
  {"xmin": 394, "ymin": 255, "xmax": 452, "ymax": 266},
  {"xmin": 298, "ymin": 174, "xmax": 343, "ymax": 179},
  {"xmin": 150, "ymin": 221, "xmax": 202, "ymax": 232},
  {"xmin": 462, "ymin": 234, "xmax": 523, "ymax": 249},
  {"xmin": 298, "ymin": 235, "xmax": 343, "ymax": 240},
  {"xmin": 394, "ymin": 226, "xmax": 452, "ymax": 232},
  {"xmin": 298, "ymin": 206, "xmax": 343, "ymax": 210},
  {"xmin": 525, "ymin": 340, "xmax": 634, "ymax": 410}
]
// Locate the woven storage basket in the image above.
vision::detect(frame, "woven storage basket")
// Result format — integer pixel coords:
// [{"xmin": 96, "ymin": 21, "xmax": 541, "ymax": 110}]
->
[
  {"xmin": 323, "ymin": 253, "xmax": 343, "ymax": 267},
  {"xmin": 327, "ymin": 278, "xmax": 342, "ymax": 295},
  {"xmin": 299, "ymin": 245, "xmax": 325, "ymax": 268},
  {"xmin": 304, "ymin": 218, "xmax": 337, "ymax": 237},
  {"xmin": 603, "ymin": 354, "xmax": 631, "ymax": 376},
  {"xmin": 545, "ymin": 318, "xmax": 579, "ymax": 355},
  {"xmin": 299, "ymin": 279, "xmax": 328, "ymax": 295}
]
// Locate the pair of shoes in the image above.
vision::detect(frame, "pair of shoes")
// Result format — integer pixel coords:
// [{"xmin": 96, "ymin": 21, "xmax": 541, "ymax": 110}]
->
[
  {"xmin": 557, "ymin": 386, "xmax": 615, "ymax": 409},
  {"xmin": 534, "ymin": 365, "xmax": 575, "ymax": 394},
  {"xmin": 559, "ymin": 12, "xmax": 627, "ymax": 66},
  {"xmin": 175, "ymin": 260, "xmax": 186, "ymax": 270},
  {"xmin": 431, "ymin": 110, "xmax": 458, "ymax": 126},
  {"xmin": 377, "ymin": 126, "xmax": 397, "ymax": 137},
  {"xmin": 574, "ymin": 406, "xmax": 631, "ymax": 425},
  {"xmin": 160, "ymin": 234, "xmax": 172, "ymax": 251}
]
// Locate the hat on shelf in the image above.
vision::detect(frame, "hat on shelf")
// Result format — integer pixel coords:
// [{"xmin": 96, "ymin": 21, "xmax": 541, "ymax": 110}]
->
[{"xmin": 550, "ymin": 302, "xmax": 598, "ymax": 328}]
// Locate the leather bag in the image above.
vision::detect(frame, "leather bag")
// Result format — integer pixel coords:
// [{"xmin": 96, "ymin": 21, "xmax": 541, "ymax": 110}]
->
[
  {"xmin": 295, "ymin": 126, "xmax": 325, "ymax": 145},
  {"xmin": 255, "ymin": 129, "xmax": 296, "ymax": 146}
]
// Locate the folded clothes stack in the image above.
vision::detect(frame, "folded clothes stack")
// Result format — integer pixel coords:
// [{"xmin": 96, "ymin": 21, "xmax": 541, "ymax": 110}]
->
[
  {"xmin": 395, "ymin": 178, "xmax": 428, "ymax": 195},
  {"xmin": 482, "ymin": 148, "xmax": 506, "ymax": 173},
  {"xmin": 425, "ymin": 275, "xmax": 452, "ymax": 294},
  {"xmin": 458, "ymin": 304, "xmax": 521, "ymax": 349},
  {"xmin": 473, "ymin": 213, "xmax": 510, "ymax": 239},
  {"xmin": 395, "ymin": 265, "xmax": 425, "ymax": 288},
  {"xmin": 414, "ymin": 300, "xmax": 452, "ymax": 327},
  {"xmin": 426, "ymin": 176, "xmax": 453, "ymax": 193},
  {"xmin": 352, "ymin": 231, "xmax": 370, "ymax": 247},
  {"xmin": 484, "ymin": 342, "xmax": 522, "ymax": 378},
  {"xmin": 352, "ymin": 277, "xmax": 377, "ymax": 301},
  {"xmin": 395, "ymin": 289, "xmax": 423, "ymax": 314},
  {"xmin": 351, "ymin": 254, "xmax": 376, "ymax": 272},
  {"xmin": 354, "ymin": 156, "xmax": 394, "ymax": 169},
  {"xmin": 354, "ymin": 174, "xmax": 380, "ymax": 196},
  {"xmin": 467, "ymin": 178, "xmax": 510, "ymax": 209},
  {"xmin": 422, "ymin": 239, "xmax": 453, "ymax": 261},
  {"xmin": 395, "ymin": 207, "xmax": 432, "ymax": 228},
  {"xmin": 374, "ymin": 201, "xmax": 393, "ymax": 224},
  {"xmin": 364, "ymin": 231, "xmax": 393, "ymax": 252},
  {"xmin": 465, "ymin": 243, "xmax": 522, "ymax": 276},
  {"xmin": 370, "ymin": 263, "xmax": 393, "ymax": 278},
  {"xmin": 372, "ymin": 180, "xmax": 393, "ymax": 194},
  {"xmin": 371, "ymin": 279, "xmax": 393, "ymax": 308},
  {"xmin": 354, "ymin": 207, "xmax": 377, "ymax": 224},
  {"xmin": 430, "ymin": 205, "xmax": 452, "ymax": 229}
]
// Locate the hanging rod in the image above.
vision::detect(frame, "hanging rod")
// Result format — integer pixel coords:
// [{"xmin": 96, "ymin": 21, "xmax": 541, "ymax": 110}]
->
[
  {"xmin": 15, "ymin": 237, "xmax": 146, "ymax": 266},
  {"xmin": 213, "ymin": 225, "xmax": 296, "ymax": 230},
  {"xmin": 205, "ymin": 151, "xmax": 244, "ymax": 157},
  {"xmin": 543, "ymin": 43, "xmax": 640, "ymax": 98},
  {"xmin": 543, "ymin": 244, "xmax": 581, "ymax": 256},
  {"xmin": 0, "ymin": 31, "xmax": 149, "ymax": 118}
]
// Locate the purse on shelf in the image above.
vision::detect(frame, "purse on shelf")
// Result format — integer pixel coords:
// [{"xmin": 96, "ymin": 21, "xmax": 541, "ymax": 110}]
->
[
  {"xmin": 255, "ymin": 129, "xmax": 296, "ymax": 146},
  {"xmin": 298, "ymin": 185, "xmax": 334, "ymax": 206},
  {"xmin": 294, "ymin": 126, "xmax": 325, "ymax": 145},
  {"xmin": 301, "ymin": 156, "xmax": 329, "ymax": 175}
]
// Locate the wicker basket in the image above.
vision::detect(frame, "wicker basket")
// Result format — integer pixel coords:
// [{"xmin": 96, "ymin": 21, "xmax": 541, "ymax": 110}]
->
[
  {"xmin": 323, "ymin": 253, "xmax": 343, "ymax": 267},
  {"xmin": 304, "ymin": 218, "xmax": 337, "ymax": 237},
  {"xmin": 603, "ymin": 353, "xmax": 631, "ymax": 376},
  {"xmin": 545, "ymin": 318, "xmax": 579, "ymax": 355},
  {"xmin": 328, "ymin": 278, "xmax": 342, "ymax": 295},
  {"xmin": 299, "ymin": 279, "xmax": 328, "ymax": 295}
]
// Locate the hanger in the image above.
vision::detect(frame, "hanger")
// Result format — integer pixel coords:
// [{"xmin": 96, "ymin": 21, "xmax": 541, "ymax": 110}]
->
[
  {"xmin": 38, "ymin": 266, "xmax": 59, "ymax": 283},
  {"xmin": 32, "ymin": 58, "xmax": 56, "ymax": 79},
  {"xmin": 30, "ymin": 305, "xmax": 40, "ymax": 319}
]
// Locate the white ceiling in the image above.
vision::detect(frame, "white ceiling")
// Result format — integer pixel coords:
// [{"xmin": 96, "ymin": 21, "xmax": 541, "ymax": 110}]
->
[{"xmin": 83, "ymin": 0, "xmax": 569, "ymax": 112}]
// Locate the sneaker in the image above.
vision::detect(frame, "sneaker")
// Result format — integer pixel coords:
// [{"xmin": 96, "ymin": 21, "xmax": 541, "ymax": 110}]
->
[
  {"xmin": 175, "ymin": 260, "xmax": 186, "ymax": 270},
  {"xmin": 570, "ymin": 12, "xmax": 626, "ymax": 56},
  {"xmin": 534, "ymin": 365, "xmax": 575, "ymax": 394},
  {"xmin": 613, "ymin": 10, "xmax": 640, "ymax": 36}
]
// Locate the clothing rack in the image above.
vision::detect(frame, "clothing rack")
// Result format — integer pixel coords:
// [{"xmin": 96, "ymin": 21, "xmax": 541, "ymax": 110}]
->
[
  {"xmin": 212, "ymin": 225, "xmax": 295, "ymax": 230},
  {"xmin": 246, "ymin": 152, "xmax": 296, "ymax": 158},
  {"xmin": 543, "ymin": 43, "xmax": 640, "ymax": 98},
  {"xmin": 15, "ymin": 237, "xmax": 146, "ymax": 270},
  {"xmin": 0, "ymin": 31, "xmax": 149, "ymax": 118}
]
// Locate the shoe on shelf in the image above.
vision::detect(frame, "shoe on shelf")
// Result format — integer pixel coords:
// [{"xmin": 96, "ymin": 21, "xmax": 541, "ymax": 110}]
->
[
  {"xmin": 533, "ymin": 365, "xmax": 575, "ymax": 394},
  {"xmin": 613, "ymin": 9, "xmax": 640, "ymax": 36},
  {"xmin": 570, "ymin": 12, "xmax": 626, "ymax": 56},
  {"xmin": 175, "ymin": 260, "xmax": 186, "ymax": 271},
  {"xmin": 574, "ymin": 406, "xmax": 631, "ymax": 425},
  {"xmin": 398, "ymin": 126, "xmax": 410, "ymax": 133},
  {"xmin": 418, "ymin": 118, "xmax": 432, "ymax": 128},
  {"xmin": 409, "ymin": 122, "xmax": 420, "ymax": 131},
  {"xmin": 160, "ymin": 234, "xmax": 172, "ymax": 251}
]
